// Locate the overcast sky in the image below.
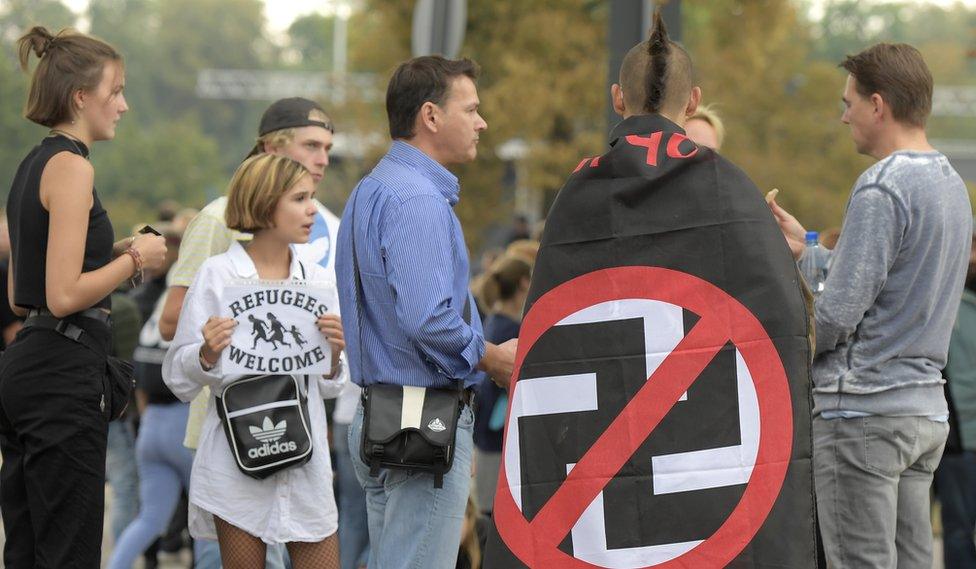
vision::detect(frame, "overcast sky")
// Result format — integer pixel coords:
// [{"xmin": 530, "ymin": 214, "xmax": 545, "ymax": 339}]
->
[{"xmin": 56, "ymin": 0, "xmax": 976, "ymax": 36}]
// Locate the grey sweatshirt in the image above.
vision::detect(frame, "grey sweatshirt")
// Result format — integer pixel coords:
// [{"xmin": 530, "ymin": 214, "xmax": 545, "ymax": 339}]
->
[{"xmin": 812, "ymin": 150, "xmax": 972, "ymax": 417}]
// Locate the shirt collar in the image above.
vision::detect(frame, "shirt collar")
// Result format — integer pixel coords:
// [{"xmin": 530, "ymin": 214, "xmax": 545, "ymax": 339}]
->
[
  {"xmin": 387, "ymin": 140, "xmax": 461, "ymax": 205},
  {"xmin": 227, "ymin": 241, "xmax": 305, "ymax": 280},
  {"xmin": 609, "ymin": 114, "xmax": 685, "ymax": 146}
]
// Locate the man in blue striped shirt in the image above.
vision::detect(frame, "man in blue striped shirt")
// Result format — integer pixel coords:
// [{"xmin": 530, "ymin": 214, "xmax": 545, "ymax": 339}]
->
[{"xmin": 336, "ymin": 56, "xmax": 517, "ymax": 569}]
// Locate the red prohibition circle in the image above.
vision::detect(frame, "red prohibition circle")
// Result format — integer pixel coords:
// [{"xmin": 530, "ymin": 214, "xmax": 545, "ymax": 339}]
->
[{"xmin": 493, "ymin": 266, "xmax": 794, "ymax": 568}]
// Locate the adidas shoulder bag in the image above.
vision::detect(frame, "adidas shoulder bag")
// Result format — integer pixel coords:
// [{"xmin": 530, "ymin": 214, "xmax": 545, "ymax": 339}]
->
[{"xmin": 216, "ymin": 373, "xmax": 313, "ymax": 479}]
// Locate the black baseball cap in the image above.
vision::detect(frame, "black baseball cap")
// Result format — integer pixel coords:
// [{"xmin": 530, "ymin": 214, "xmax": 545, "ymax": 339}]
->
[{"xmin": 245, "ymin": 97, "xmax": 334, "ymax": 158}]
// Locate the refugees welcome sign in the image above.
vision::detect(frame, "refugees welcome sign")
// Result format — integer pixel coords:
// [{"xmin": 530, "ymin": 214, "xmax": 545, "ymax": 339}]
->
[{"xmin": 220, "ymin": 280, "xmax": 338, "ymax": 376}]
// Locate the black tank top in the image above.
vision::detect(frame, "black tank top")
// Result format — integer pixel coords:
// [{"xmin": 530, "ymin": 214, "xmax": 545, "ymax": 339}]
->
[{"xmin": 6, "ymin": 135, "xmax": 115, "ymax": 311}]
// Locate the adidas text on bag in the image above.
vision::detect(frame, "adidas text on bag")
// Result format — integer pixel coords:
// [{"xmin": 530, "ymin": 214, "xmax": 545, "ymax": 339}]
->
[{"xmin": 217, "ymin": 374, "xmax": 313, "ymax": 479}]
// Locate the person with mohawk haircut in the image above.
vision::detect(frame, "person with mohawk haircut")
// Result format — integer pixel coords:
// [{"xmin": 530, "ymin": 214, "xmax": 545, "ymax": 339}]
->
[{"xmin": 483, "ymin": 11, "xmax": 818, "ymax": 569}]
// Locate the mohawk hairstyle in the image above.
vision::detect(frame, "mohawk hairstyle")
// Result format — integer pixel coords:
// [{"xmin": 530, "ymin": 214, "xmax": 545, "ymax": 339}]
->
[
  {"xmin": 617, "ymin": 8, "xmax": 694, "ymax": 117},
  {"xmin": 645, "ymin": 9, "xmax": 671, "ymax": 114}
]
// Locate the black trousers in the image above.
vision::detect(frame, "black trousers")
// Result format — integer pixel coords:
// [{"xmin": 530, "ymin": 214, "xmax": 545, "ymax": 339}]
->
[{"xmin": 0, "ymin": 320, "xmax": 110, "ymax": 569}]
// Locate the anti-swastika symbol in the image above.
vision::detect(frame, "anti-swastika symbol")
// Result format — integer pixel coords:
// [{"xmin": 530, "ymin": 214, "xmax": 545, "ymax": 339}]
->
[{"xmin": 493, "ymin": 267, "xmax": 793, "ymax": 569}]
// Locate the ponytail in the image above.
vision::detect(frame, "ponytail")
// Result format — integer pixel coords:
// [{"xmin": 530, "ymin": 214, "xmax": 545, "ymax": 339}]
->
[
  {"xmin": 15, "ymin": 26, "xmax": 122, "ymax": 127},
  {"xmin": 17, "ymin": 26, "xmax": 57, "ymax": 70}
]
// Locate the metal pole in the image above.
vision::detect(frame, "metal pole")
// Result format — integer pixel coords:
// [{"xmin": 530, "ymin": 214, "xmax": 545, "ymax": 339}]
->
[{"xmin": 332, "ymin": 2, "xmax": 350, "ymax": 105}]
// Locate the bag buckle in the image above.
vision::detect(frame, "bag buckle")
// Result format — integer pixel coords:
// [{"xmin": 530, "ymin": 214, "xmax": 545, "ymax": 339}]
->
[{"xmin": 55, "ymin": 320, "xmax": 84, "ymax": 342}]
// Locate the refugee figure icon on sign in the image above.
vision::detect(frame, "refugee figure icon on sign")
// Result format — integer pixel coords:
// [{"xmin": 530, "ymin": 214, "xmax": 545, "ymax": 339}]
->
[
  {"xmin": 249, "ymin": 314, "xmax": 271, "ymax": 349},
  {"xmin": 248, "ymin": 312, "xmax": 295, "ymax": 351},
  {"xmin": 288, "ymin": 325, "xmax": 308, "ymax": 349}
]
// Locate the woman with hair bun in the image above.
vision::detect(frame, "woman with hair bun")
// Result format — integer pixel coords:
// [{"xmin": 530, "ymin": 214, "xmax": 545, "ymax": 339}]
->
[
  {"xmin": 0, "ymin": 26, "xmax": 166, "ymax": 568},
  {"xmin": 473, "ymin": 254, "xmax": 531, "ymax": 517}
]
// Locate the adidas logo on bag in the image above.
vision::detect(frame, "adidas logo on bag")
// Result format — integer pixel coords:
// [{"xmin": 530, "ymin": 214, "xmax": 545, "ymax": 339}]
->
[
  {"xmin": 427, "ymin": 418, "xmax": 446, "ymax": 432},
  {"xmin": 248, "ymin": 416, "xmax": 297, "ymax": 458}
]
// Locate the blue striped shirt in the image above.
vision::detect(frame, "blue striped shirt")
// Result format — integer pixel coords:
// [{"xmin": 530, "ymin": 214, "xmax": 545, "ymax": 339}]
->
[{"xmin": 335, "ymin": 141, "xmax": 486, "ymax": 389}]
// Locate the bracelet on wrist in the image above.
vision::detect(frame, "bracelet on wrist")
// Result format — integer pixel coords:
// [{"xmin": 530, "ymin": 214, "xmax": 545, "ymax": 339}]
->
[
  {"xmin": 199, "ymin": 345, "xmax": 216, "ymax": 371},
  {"xmin": 326, "ymin": 359, "xmax": 343, "ymax": 379},
  {"xmin": 123, "ymin": 246, "xmax": 144, "ymax": 287}
]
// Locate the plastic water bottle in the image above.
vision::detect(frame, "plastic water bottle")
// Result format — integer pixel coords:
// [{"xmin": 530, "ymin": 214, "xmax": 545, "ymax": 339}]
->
[{"xmin": 798, "ymin": 230, "xmax": 828, "ymax": 297}]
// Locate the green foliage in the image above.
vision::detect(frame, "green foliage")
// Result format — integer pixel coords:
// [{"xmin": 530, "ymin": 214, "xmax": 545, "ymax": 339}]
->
[
  {"xmin": 685, "ymin": 0, "xmax": 871, "ymax": 231},
  {"xmin": 347, "ymin": 0, "xmax": 607, "ymax": 251},
  {"xmin": 0, "ymin": 0, "xmax": 274, "ymax": 228},
  {"xmin": 89, "ymin": 117, "xmax": 224, "ymax": 234},
  {"xmin": 0, "ymin": 0, "xmax": 972, "ymax": 247},
  {"xmin": 287, "ymin": 14, "xmax": 335, "ymax": 70},
  {"xmin": 0, "ymin": 0, "xmax": 75, "ymax": 200}
]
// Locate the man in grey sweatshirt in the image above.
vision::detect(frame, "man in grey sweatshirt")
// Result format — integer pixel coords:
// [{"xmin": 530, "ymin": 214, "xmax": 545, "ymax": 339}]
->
[{"xmin": 770, "ymin": 44, "xmax": 972, "ymax": 568}]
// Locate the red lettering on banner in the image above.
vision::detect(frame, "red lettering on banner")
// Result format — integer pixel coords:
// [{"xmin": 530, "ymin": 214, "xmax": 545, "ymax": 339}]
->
[
  {"xmin": 572, "ymin": 156, "xmax": 602, "ymax": 173},
  {"xmin": 575, "ymin": 132, "xmax": 699, "ymax": 175},
  {"xmin": 625, "ymin": 132, "xmax": 664, "ymax": 166},
  {"xmin": 667, "ymin": 133, "xmax": 699, "ymax": 159}
]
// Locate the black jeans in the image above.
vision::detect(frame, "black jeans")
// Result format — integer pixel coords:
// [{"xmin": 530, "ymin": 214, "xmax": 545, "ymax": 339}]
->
[{"xmin": 0, "ymin": 321, "xmax": 111, "ymax": 569}]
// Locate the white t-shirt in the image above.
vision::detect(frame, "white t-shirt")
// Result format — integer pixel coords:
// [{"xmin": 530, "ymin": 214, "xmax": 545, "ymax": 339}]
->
[{"xmin": 163, "ymin": 241, "xmax": 346, "ymax": 543}]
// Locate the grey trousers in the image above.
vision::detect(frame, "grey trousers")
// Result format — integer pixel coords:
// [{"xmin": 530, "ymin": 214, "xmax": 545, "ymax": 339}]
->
[{"xmin": 813, "ymin": 415, "xmax": 948, "ymax": 569}]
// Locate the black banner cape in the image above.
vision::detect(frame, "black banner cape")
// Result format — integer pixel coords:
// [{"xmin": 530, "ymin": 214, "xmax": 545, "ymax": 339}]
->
[{"xmin": 484, "ymin": 115, "xmax": 816, "ymax": 569}]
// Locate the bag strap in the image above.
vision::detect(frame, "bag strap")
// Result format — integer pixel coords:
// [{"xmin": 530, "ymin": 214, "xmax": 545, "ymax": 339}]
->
[
  {"xmin": 24, "ymin": 314, "xmax": 106, "ymax": 358},
  {"xmin": 295, "ymin": 258, "xmax": 310, "ymax": 395},
  {"xmin": 350, "ymin": 189, "xmax": 472, "ymax": 393},
  {"xmin": 349, "ymin": 189, "xmax": 368, "ymax": 385}
]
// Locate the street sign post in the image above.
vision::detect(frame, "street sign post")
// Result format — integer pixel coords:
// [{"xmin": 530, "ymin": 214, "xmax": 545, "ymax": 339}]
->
[{"xmin": 411, "ymin": 0, "xmax": 467, "ymax": 59}]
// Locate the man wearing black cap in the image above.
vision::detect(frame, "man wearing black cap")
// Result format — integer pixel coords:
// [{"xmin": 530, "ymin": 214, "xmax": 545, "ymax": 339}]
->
[
  {"xmin": 156, "ymin": 97, "xmax": 341, "ymax": 569},
  {"xmin": 160, "ymin": 97, "xmax": 334, "ymax": 341}
]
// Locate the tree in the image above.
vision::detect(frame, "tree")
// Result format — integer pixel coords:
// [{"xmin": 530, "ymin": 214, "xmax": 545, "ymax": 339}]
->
[
  {"xmin": 0, "ymin": 0, "xmax": 77, "ymax": 202},
  {"xmin": 89, "ymin": 117, "xmax": 225, "ymax": 234},
  {"xmin": 348, "ymin": 0, "xmax": 608, "ymax": 251},
  {"xmin": 685, "ymin": 0, "xmax": 869, "ymax": 231},
  {"xmin": 287, "ymin": 13, "xmax": 335, "ymax": 70},
  {"xmin": 89, "ymin": 0, "xmax": 278, "ymax": 169}
]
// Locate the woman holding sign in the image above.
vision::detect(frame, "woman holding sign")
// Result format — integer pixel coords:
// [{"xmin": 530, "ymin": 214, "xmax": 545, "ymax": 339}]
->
[{"xmin": 163, "ymin": 154, "xmax": 345, "ymax": 568}]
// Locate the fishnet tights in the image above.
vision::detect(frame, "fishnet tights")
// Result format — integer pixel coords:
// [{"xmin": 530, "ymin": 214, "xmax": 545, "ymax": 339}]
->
[
  {"xmin": 214, "ymin": 516, "xmax": 340, "ymax": 569},
  {"xmin": 287, "ymin": 533, "xmax": 340, "ymax": 568}
]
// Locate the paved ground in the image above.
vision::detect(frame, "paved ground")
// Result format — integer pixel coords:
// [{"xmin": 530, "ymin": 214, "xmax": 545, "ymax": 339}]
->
[{"xmin": 0, "ymin": 486, "xmax": 952, "ymax": 568}]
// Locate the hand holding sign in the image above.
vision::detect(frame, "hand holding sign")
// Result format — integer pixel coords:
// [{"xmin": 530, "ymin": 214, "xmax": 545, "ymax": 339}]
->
[
  {"xmin": 316, "ymin": 313, "xmax": 345, "ymax": 379},
  {"xmin": 201, "ymin": 316, "xmax": 238, "ymax": 366},
  {"xmin": 220, "ymin": 280, "xmax": 339, "ymax": 375}
]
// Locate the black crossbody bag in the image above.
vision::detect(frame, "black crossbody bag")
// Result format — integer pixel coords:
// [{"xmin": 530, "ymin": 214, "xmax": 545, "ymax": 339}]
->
[
  {"xmin": 216, "ymin": 373, "xmax": 313, "ymax": 479},
  {"xmin": 23, "ymin": 309, "xmax": 134, "ymax": 421},
  {"xmin": 350, "ymin": 193, "xmax": 467, "ymax": 488},
  {"xmin": 214, "ymin": 262, "xmax": 315, "ymax": 480}
]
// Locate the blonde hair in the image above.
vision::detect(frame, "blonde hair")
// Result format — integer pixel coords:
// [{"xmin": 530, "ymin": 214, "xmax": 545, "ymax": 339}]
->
[
  {"xmin": 688, "ymin": 104, "xmax": 725, "ymax": 149},
  {"xmin": 225, "ymin": 154, "xmax": 309, "ymax": 232},
  {"xmin": 255, "ymin": 108, "xmax": 333, "ymax": 153},
  {"xmin": 17, "ymin": 26, "xmax": 123, "ymax": 128},
  {"xmin": 505, "ymin": 239, "xmax": 540, "ymax": 266},
  {"xmin": 459, "ymin": 496, "xmax": 482, "ymax": 569}
]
